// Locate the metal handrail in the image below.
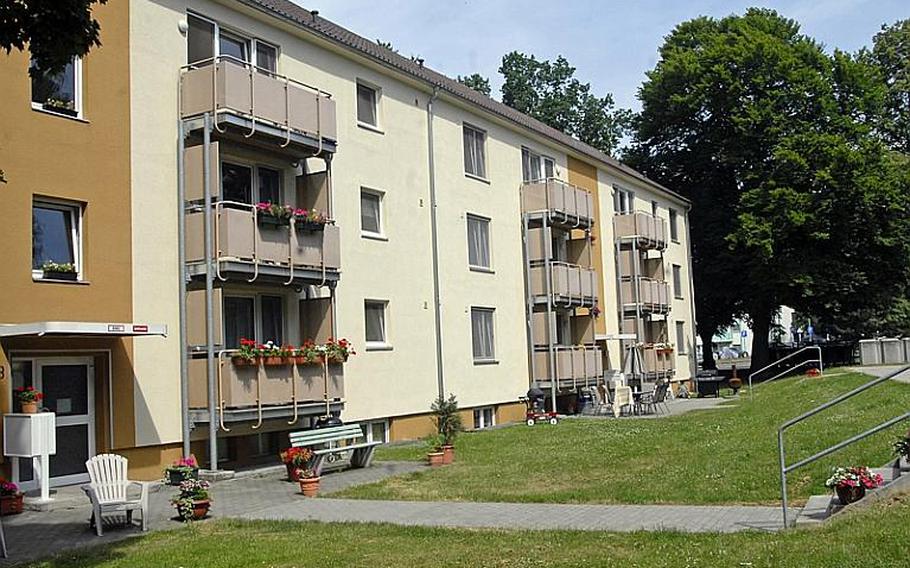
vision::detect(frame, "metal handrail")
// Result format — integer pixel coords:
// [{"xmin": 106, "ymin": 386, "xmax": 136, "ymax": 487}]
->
[
  {"xmin": 180, "ymin": 54, "xmax": 332, "ymax": 99},
  {"xmin": 776, "ymin": 365, "xmax": 910, "ymax": 527},
  {"xmin": 748, "ymin": 346, "xmax": 823, "ymax": 399}
]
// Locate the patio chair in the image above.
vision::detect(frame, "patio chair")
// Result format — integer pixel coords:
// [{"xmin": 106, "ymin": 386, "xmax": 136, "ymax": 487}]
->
[
  {"xmin": 82, "ymin": 454, "xmax": 149, "ymax": 537},
  {"xmin": 590, "ymin": 385, "xmax": 612, "ymax": 416},
  {"xmin": 613, "ymin": 385, "xmax": 633, "ymax": 417},
  {"xmin": 639, "ymin": 383, "xmax": 670, "ymax": 415}
]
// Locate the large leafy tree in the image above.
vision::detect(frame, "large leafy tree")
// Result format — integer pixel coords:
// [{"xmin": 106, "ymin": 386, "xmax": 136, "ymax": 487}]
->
[
  {"xmin": 457, "ymin": 73, "xmax": 492, "ymax": 97},
  {"xmin": 627, "ymin": 9, "xmax": 910, "ymax": 371},
  {"xmin": 862, "ymin": 19, "xmax": 910, "ymax": 154},
  {"xmin": 499, "ymin": 52, "xmax": 631, "ymax": 155}
]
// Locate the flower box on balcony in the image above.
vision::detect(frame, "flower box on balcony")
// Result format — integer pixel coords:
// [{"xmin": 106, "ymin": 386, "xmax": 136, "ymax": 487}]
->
[
  {"xmin": 257, "ymin": 214, "xmax": 291, "ymax": 228},
  {"xmin": 295, "ymin": 220, "xmax": 326, "ymax": 233}
]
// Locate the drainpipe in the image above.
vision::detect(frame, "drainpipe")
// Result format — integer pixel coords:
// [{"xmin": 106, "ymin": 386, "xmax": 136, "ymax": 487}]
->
[
  {"xmin": 426, "ymin": 87, "xmax": 445, "ymax": 399},
  {"xmin": 203, "ymin": 113, "xmax": 218, "ymax": 471},
  {"xmin": 177, "ymin": 118, "xmax": 191, "ymax": 458},
  {"xmin": 684, "ymin": 205, "xmax": 698, "ymax": 378}
]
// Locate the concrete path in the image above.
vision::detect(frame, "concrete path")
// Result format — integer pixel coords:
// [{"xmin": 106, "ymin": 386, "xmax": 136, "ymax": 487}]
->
[
  {"xmin": 848, "ymin": 365, "xmax": 910, "ymax": 383},
  {"xmin": 240, "ymin": 497, "xmax": 792, "ymax": 534}
]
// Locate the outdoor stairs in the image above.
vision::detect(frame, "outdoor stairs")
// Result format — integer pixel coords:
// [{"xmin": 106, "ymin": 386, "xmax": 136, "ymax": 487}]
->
[{"xmin": 795, "ymin": 456, "xmax": 910, "ymax": 526}]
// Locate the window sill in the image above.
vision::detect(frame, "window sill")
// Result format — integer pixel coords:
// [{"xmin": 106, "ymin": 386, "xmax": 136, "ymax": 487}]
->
[
  {"xmin": 33, "ymin": 277, "xmax": 89, "ymax": 285},
  {"xmin": 365, "ymin": 343, "xmax": 393, "ymax": 352},
  {"xmin": 671, "ymin": 239, "xmax": 680, "ymax": 244},
  {"xmin": 674, "ymin": 296, "xmax": 684, "ymax": 301},
  {"xmin": 31, "ymin": 104, "xmax": 88, "ymax": 123},
  {"xmin": 361, "ymin": 232, "xmax": 389, "ymax": 242},
  {"xmin": 464, "ymin": 173, "xmax": 491, "ymax": 185},
  {"xmin": 357, "ymin": 121, "xmax": 385, "ymax": 135},
  {"xmin": 469, "ymin": 266, "xmax": 495, "ymax": 274},
  {"xmin": 473, "ymin": 359, "xmax": 499, "ymax": 366}
]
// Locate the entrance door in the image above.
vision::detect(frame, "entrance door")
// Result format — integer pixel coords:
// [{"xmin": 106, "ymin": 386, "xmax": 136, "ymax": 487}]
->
[{"xmin": 11, "ymin": 358, "xmax": 95, "ymax": 488}]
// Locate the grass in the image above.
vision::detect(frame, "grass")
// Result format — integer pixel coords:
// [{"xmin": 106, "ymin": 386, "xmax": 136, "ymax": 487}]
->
[
  {"xmin": 27, "ymin": 492, "xmax": 910, "ymax": 567},
  {"xmin": 338, "ymin": 371, "xmax": 910, "ymax": 505}
]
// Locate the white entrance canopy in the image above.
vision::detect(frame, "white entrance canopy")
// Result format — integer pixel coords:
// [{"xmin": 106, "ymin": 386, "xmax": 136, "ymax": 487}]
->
[{"xmin": 0, "ymin": 322, "xmax": 167, "ymax": 338}]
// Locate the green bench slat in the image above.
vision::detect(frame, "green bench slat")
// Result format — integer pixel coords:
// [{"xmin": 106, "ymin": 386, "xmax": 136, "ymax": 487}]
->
[{"xmin": 312, "ymin": 441, "xmax": 380, "ymax": 455}]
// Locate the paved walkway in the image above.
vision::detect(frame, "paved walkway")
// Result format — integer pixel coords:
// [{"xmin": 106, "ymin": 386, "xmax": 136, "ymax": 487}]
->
[{"xmin": 849, "ymin": 365, "xmax": 910, "ymax": 383}]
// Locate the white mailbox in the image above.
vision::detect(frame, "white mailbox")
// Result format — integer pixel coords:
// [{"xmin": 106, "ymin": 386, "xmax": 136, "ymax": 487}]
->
[{"xmin": 4, "ymin": 413, "xmax": 56, "ymax": 458}]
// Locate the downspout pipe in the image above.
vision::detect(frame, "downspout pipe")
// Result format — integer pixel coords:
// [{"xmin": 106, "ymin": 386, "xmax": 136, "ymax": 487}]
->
[
  {"xmin": 426, "ymin": 87, "xmax": 445, "ymax": 399},
  {"xmin": 177, "ymin": 118, "xmax": 191, "ymax": 458},
  {"xmin": 684, "ymin": 205, "xmax": 698, "ymax": 377}
]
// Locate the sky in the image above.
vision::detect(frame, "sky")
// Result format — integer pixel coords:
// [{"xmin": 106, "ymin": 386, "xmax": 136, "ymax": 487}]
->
[{"xmin": 293, "ymin": 0, "xmax": 907, "ymax": 112}]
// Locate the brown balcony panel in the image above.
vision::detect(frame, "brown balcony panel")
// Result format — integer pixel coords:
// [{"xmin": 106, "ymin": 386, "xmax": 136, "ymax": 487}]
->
[
  {"xmin": 532, "ymin": 347, "xmax": 603, "ymax": 384},
  {"xmin": 621, "ymin": 279, "xmax": 671, "ymax": 313},
  {"xmin": 529, "ymin": 264, "xmax": 597, "ymax": 303},
  {"xmin": 521, "ymin": 180, "xmax": 595, "ymax": 226},
  {"xmin": 188, "ymin": 358, "xmax": 344, "ymax": 410},
  {"xmin": 181, "ymin": 59, "xmax": 337, "ymax": 143},
  {"xmin": 613, "ymin": 212, "xmax": 668, "ymax": 250}
]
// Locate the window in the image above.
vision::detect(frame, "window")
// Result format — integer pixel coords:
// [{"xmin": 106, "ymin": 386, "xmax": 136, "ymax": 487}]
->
[
  {"xmin": 473, "ymin": 407, "xmax": 495, "ymax": 429},
  {"xmin": 556, "ymin": 312, "xmax": 571, "ymax": 346},
  {"xmin": 187, "ymin": 14, "xmax": 216, "ymax": 64},
  {"xmin": 224, "ymin": 297, "xmax": 255, "ymax": 349},
  {"xmin": 255, "ymin": 41, "xmax": 278, "ymax": 73},
  {"xmin": 356, "ymin": 83, "xmax": 379, "ymax": 127},
  {"xmin": 463, "ymin": 124, "xmax": 487, "ymax": 179},
  {"xmin": 364, "ymin": 300, "xmax": 388, "ymax": 347},
  {"xmin": 471, "ymin": 307, "xmax": 496, "ymax": 362},
  {"xmin": 31, "ymin": 57, "xmax": 82, "ymax": 117},
  {"xmin": 676, "ymin": 321, "xmax": 686, "ymax": 353},
  {"xmin": 187, "ymin": 13, "xmax": 278, "ymax": 72},
  {"xmin": 32, "ymin": 200, "xmax": 82, "ymax": 279},
  {"xmin": 222, "ymin": 162, "xmax": 283, "ymax": 205},
  {"xmin": 219, "ymin": 30, "xmax": 250, "ymax": 62},
  {"xmin": 614, "ymin": 188, "xmax": 634, "ymax": 214},
  {"xmin": 651, "ymin": 201, "xmax": 659, "ymax": 216},
  {"xmin": 360, "ymin": 189, "xmax": 383, "ymax": 237},
  {"xmin": 260, "ymin": 295, "xmax": 284, "ymax": 345},
  {"xmin": 360, "ymin": 420, "xmax": 389, "ymax": 444},
  {"xmin": 258, "ymin": 167, "xmax": 282, "ymax": 205},
  {"xmin": 466, "ymin": 215, "xmax": 491, "ymax": 270},
  {"xmin": 521, "ymin": 148, "xmax": 555, "ymax": 182},
  {"xmin": 672, "ymin": 264, "xmax": 683, "ymax": 299},
  {"xmin": 669, "ymin": 208, "xmax": 679, "ymax": 242}
]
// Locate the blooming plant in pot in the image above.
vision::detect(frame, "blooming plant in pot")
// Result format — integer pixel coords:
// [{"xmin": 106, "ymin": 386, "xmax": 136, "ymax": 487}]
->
[
  {"xmin": 259, "ymin": 341, "xmax": 290, "ymax": 366},
  {"xmin": 170, "ymin": 478, "xmax": 211, "ymax": 521},
  {"xmin": 280, "ymin": 447, "xmax": 314, "ymax": 481},
  {"xmin": 426, "ymin": 434, "xmax": 446, "ymax": 467},
  {"xmin": 431, "ymin": 393, "xmax": 463, "ymax": 464},
  {"xmin": 0, "ymin": 480, "xmax": 23, "ymax": 516},
  {"xmin": 293, "ymin": 208, "xmax": 329, "ymax": 232},
  {"xmin": 324, "ymin": 337, "xmax": 355, "ymax": 364},
  {"xmin": 164, "ymin": 455, "xmax": 199, "ymax": 486},
  {"xmin": 232, "ymin": 338, "xmax": 260, "ymax": 366},
  {"xmin": 894, "ymin": 431, "xmax": 910, "ymax": 468},
  {"xmin": 825, "ymin": 466, "xmax": 884, "ymax": 505},
  {"xmin": 294, "ymin": 340, "xmax": 320, "ymax": 365},
  {"xmin": 41, "ymin": 261, "xmax": 78, "ymax": 281},
  {"xmin": 255, "ymin": 202, "xmax": 293, "ymax": 227},
  {"xmin": 15, "ymin": 386, "xmax": 44, "ymax": 414},
  {"xmin": 297, "ymin": 468, "xmax": 321, "ymax": 497}
]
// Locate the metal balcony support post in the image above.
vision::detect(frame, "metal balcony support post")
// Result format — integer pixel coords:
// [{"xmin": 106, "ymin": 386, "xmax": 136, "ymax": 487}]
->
[
  {"xmin": 177, "ymin": 118, "xmax": 191, "ymax": 458},
  {"xmin": 202, "ymin": 112, "xmax": 218, "ymax": 471},
  {"xmin": 522, "ymin": 214, "xmax": 537, "ymax": 385},
  {"xmin": 544, "ymin": 222, "xmax": 558, "ymax": 410}
]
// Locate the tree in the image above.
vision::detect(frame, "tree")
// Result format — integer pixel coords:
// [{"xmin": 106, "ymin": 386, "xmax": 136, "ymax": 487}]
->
[
  {"xmin": 627, "ymin": 9, "xmax": 910, "ymax": 371},
  {"xmin": 499, "ymin": 52, "xmax": 631, "ymax": 155},
  {"xmin": 861, "ymin": 19, "xmax": 910, "ymax": 153},
  {"xmin": 457, "ymin": 73, "xmax": 491, "ymax": 97}
]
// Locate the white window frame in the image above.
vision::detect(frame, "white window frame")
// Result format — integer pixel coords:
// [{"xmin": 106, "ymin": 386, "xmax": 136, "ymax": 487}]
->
[
  {"xmin": 669, "ymin": 208, "xmax": 679, "ymax": 242},
  {"xmin": 521, "ymin": 147, "xmax": 556, "ymax": 183},
  {"xmin": 364, "ymin": 299, "xmax": 391, "ymax": 350},
  {"xmin": 672, "ymin": 264, "xmax": 683, "ymax": 299},
  {"xmin": 220, "ymin": 158, "xmax": 284, "ymax": 205},
  {"xmin": 360, "ymin": 188, "xmax": 386, "ymax": 240},
  {"xmin": 471, "ymin": 307, "xmax": 497, "ymax": 364},
  {"xmin": 473, "ymin": 407, "xmax": 496, "ymax": 429},
  {"xmin": 187, "ymin": 11, "xmax": 279, "ymax": 72},
  {"xmin": 614, "ymin": 187, "xmax": 634, "ymax": 214},
  {"xmin": 356, "ymin": 80, "xmax": 382, "ymax": 132},
  {"xmin": 32, "ymin": 198, "xmax": 84, "ymax": 281},
  {"xmin": 463, "ymin": 123, "xmax": 488, "ymax": 181},
  {"xmin": 466, "ymin": 213, "xmax": 492, "ymax": 271},
  {"xmin": 362, "ymin": 419, "xmax": 390, "ymax": 444},
  {"xmin": 222, "ymin": 293, "xmax": 287, "ymax": 348},
  {"xmin": 30, "ymin": 57, "xmax": 83, "ymax": 120}
]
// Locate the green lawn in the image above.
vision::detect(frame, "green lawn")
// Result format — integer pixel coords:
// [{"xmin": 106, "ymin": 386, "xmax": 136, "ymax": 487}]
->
[
  {"xmin": 28, "ymin": 492, "xmax": 910, "ymax": 568},
  {"xmin": 339, "ymin": 371, "xmax": 910, "ymax": 505}
]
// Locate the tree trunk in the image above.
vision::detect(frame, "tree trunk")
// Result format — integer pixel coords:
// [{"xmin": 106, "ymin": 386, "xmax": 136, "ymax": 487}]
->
[
  {"xmin": 699, "ymin": 327, "xmax": 717, "ymax": 370},
  {"xmin": 750, "ymin": 309, "xmax": 773, "ymax": 374}
]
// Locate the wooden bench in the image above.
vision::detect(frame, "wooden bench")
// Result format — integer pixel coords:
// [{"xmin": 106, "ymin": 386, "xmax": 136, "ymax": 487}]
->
[{"xmin": 289, "ymin": 423, "xmax": 380, "ymax": 476}]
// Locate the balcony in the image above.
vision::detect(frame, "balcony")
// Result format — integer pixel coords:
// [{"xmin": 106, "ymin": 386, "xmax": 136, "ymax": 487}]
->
[
  {"xmin": 529, "ymin": 262, "xmax": 597, "ymax": 306},
  {"xmin": 613, "ymin": 212, "xmax": 667, "ymax": 250},
  {"xmin": 530, "ymin": 311, "xmax": 596, "ymax": 346},
  {"xmin": 180, "ymin": 56, "xmax": 337, "ymax": 154},
  {"xmin": 188, "ymin": 356, "xmax": 344, "ymax": 421},
  {"xmin": 185, "ymin": 205, "xmax": 341, "ymax": 286},
  {"xmin": 620, "ymin": 277, "xmax": 671, "ymax": 314},
  {"xmin": 521, "ymin": 179, "xmax": 595, "ymax": 228},
  {"xmin": 532, "ymin": 346, "xmax": 603, "ymax": 387},
  {"xmin": 641, "ymin": 345, "xmax": 676, "ymax": 378}
]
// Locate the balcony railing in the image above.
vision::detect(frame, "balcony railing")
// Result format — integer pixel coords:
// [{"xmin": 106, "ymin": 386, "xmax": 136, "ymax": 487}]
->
[
  {"xmin": 613, "ymin": 212, "xmax": 668, "ymax": 250},
  {"xmin": 521, "ymin": 178, "xmax": 595, "ymax": 227},
  {"xmin": 641, "ymin": 345, "xmax": 676, "ymax": 377},
  {"xmin": 529, "ymin": 262, "xmax": 597, "ymax": 306},
  {"xmin": 620, "ymin": 277, "xmax": 671, "ymax": 314},
  {"xmin": 180, "ymin": 56, "xmax": 337, "ymax": 147},
  {"xmin": 185, "ymin": 203, "xmax": 340, "ymax": 284},
  {"xmin": 532, "ymin": 345, "xmax": 603, "ymax": 386}
]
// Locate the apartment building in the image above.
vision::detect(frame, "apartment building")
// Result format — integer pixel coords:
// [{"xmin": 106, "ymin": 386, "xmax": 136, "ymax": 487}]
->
[{"xmin": 0, "ymin": 0, "xmax": 695, "ymax": 484}]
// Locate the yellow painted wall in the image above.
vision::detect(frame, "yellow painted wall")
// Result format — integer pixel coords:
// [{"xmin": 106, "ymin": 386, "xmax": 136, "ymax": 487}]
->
[{"xmin": 567, "ymin": 157, "xmax": 606, "ymax": 337}]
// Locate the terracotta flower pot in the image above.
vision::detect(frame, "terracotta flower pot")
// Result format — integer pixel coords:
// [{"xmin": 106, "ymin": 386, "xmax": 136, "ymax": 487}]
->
[
  {"xmin": 262, "ymin": 356, "xmax": 287, "ymax": 366},
  {"xmin": 299, "ymin": 477, "xmax": 320, "ymax": 497},
  {"xmin": 291, "ymin": 356, "xmax": 310, "ymax": 365},
  {"xmin": 836, "ymin": 485, "xmax": 866, "ymax": 505},
  {"xmin": 441, "ymin": 445, "xmax": 455, "ymax": 465},
  {"xmin": 20, "ymin": 402, "xmax": 38, "ymax": 414},
  {"xmin": 0, "ymin": 494, "xmax": 23, "ymax": 516},
  {"xmin": 191, "ymin": 499, "xmax": 211, "ymax": 520},
  {"xmin": 231, "ymin": 356, "xmax": 257, "ymax": 367},
  {"xmin": 427, "ymin": 452, "xmax": 445, "ymax": 467}
]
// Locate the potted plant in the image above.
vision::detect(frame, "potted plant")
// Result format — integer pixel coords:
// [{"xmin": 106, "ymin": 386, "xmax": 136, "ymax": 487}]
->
[
  {"xmin": 894, "ymin": 431, "xmax": 910, "ymax": 469},
  {"xmin": 43, "ymin": 97, "xmax": 77, "ymax": 117},
  {"xmin": 426, "ymin": 434, "xmax": 446, "ymax": 467},
  {"xmin": 293, "ymin": 340, "xmax": 319, "ymax": 365},
  {"xmin": 164, "ymin": 455, "xmax": 199, "ymax": 486},
  {"xmin": 431, "ymin": 393, "xmax": 463, "ymax": 465},
  {"xmin": 259, "ymin": 341, "xmax": 289, "ymax": 366},
  {"xmin": 170, "ymin": 478, "xmax": 211, "ymax": 521},
  {"xmin": 324, "ymin": 337, "xmax": 355, "ymax": 364},
  {"xmin": 280, "ymin": 447, "xmax": 313, "ymax": 481},
  {"xmin": 294, "ymin": 208, "xmax": 329, "ymax": 232},
  {"xmin": 41, "ymin": 261, "xmax": 78, "ymax": 281},
  {"xmin": 825, "ymin": 466, "xmax": 884, "ymax": 505},
  {"xmin": 232, "ymin": 338, "xmax": 260, "ymax": 366},
  {"xmin": 255, "ymin": 202, "xmax": 293, "ymax": 227},
  {"xmin": 297, "ymin": 468, "xmax": 321, "ymax": 497},
  {"xmin": 15, "ymin": 386, "xmax": 43, "ymax": 414},
  {"xmin": 0, "ymin": 480, "xmax": 24, "ymax": 516}
]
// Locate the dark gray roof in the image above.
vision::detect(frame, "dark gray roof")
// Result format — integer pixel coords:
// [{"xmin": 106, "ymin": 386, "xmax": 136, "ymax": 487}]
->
[{"xmin": 238, "ymin": 0, "xmax": 688, "ymax": 204}]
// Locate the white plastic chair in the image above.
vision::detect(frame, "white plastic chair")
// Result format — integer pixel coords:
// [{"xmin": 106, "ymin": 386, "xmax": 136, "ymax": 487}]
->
[
  {"xmin": 82, "ymin": 454, "xmax": 149, "ymax": 536},
  {"xmin": 613, "ymin": 386, "xmax": 633, "ymax": 417}
]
